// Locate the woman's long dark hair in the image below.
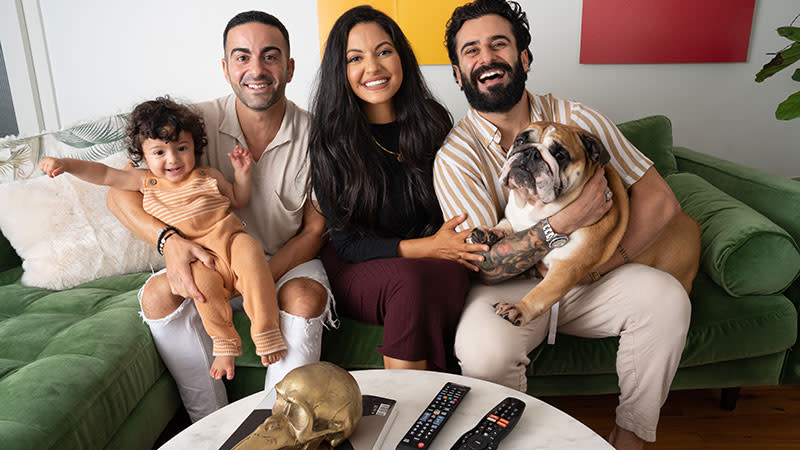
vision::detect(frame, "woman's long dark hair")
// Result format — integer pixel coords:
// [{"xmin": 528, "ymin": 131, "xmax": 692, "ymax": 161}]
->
[{"xmin": 309, "ymin": 5, "xmax": 453, "ymax": 238}]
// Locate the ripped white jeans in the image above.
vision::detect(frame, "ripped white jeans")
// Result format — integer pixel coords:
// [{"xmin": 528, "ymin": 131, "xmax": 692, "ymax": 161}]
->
[{"xmin": 138, "ymin": 259, "xmax": 335, "ymax": 422}]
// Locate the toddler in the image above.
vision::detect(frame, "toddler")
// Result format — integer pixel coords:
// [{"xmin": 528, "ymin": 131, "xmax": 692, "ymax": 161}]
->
[{"xmin": 39, "ymin": 97, "xmax": 286, "ymax": 380}]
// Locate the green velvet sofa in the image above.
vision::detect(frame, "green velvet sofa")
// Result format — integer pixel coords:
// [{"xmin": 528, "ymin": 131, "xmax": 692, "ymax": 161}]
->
[
  {"xmin": 1, "ymin": 115, "xmax": 799, "ymax": 450},
  {"xmin": 229, "ymin": 116, "xmax": 800, "ymax": 401}
]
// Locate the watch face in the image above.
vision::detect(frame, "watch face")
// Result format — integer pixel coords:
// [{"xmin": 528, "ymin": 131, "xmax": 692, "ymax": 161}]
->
[{"xmin": 550, "ymin": 236, "xmax": 568, "ymax": 249}]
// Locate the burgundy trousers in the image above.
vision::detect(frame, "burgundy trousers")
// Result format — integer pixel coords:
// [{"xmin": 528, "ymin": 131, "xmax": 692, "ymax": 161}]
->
[{"xmin": 320, "ymin": 243, "xmax": 469, "ymax": 370}]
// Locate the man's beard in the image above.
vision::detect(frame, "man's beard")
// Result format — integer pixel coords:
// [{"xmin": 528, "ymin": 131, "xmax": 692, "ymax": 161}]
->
[
  {"xmin": 233, "ymin": 74, "xmax": 286, "ymax": 112},
  {"xmin": 461, "ymin": 58, "xmax": 527, "ymax": 113}
]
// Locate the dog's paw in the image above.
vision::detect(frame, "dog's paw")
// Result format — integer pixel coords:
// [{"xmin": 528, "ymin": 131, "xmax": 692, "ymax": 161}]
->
[
  {"xmin": 493, "ymin": 302, "xmax": 527, "ymax": 326},
  {"xmin": 468, "ymin": 227, "xmax": 491, "ymax": 245},
  {"xmin": 469, "ymin": 226, "xmax": 506, "ymax": 247}
]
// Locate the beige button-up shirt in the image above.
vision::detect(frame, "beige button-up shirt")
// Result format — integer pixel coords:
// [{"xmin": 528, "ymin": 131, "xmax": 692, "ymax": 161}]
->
[{"xmin": 193, "ymin": 94, "xmax": 310, "ymax": 256}]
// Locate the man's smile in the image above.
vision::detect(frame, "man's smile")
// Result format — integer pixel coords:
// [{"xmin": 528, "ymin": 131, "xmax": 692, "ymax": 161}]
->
[
  {"xmin": 478, "ymin": 69, "xmax": 506, "ymax": 85},
  {"xmin": 471, "ymin": 63, "xmax": 512, "ymax": 89},
  {"xmin": 242, "ymin": 77, "xmax": 274, "ymax": 91}
]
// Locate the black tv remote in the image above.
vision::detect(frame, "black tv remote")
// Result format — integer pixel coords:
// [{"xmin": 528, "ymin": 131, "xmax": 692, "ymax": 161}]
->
[
  {"xmin": 396, "ymin": 381, "xmax": 471, "ymax": 449},
  {"xmin": 449, "ymin": 397, "xmax": 526, "ymax": 450}
]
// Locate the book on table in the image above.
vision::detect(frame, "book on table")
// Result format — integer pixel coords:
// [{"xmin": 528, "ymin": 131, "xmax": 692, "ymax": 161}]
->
[{"xmin": 219, "ymin": 393, "xmax": 398, "ymax": 450}]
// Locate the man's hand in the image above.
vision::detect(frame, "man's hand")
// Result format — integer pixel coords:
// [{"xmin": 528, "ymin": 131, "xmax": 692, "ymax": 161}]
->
[
  {"xmin": 162, "ymin": 235, "xmax": 216, "ymax": 302},
  {"xmin": 548, "ymin": 168, "xmax": 612, "ymax": 235}
]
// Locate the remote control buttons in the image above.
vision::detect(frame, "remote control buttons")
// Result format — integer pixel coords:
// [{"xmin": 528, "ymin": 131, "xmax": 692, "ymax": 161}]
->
[
  {"xmin": 466, "ymin": 435, "xmax": 490, "ymax": 449},
  {"xmin": 449, "ymin": 397, "xmax": 525, "ymax": 450},
  {"xmin": 398, "ymin": 382, "xmax": 471, "ymax": 450}
]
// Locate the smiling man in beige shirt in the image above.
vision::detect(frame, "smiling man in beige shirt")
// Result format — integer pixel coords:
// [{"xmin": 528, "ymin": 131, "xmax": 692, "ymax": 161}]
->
[{"xmin": 107, "ymin": 11, "xmax": 333, "ymax": 422}]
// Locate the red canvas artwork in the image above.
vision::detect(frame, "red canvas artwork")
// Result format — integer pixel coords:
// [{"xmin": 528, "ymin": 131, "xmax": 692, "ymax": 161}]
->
[{"xmin": 580, "ymin": 0, "xmax": 756, "ymax": 64}]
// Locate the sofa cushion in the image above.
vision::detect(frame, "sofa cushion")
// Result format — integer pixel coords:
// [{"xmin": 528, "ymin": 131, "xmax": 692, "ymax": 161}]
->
[
  {"xmin": 667, "ymin": 172, "xmax": 800, "ymax": 296},
  {"xmin": 0, "ymin": 271, "xmax": 167, "ymax": 450},
  {"xmin": 616, "ymin": 115, "xmax": 678, "ymax": 177},
  {"xmin": 527, "ymin": 273, "xmax": 797, "ymax": 376}
]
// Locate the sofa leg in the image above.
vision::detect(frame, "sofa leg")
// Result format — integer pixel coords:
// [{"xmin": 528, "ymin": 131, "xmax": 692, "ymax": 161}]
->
[{"xmin": 720, "ymin": 387, "xmax": 740, "ymax": 411}]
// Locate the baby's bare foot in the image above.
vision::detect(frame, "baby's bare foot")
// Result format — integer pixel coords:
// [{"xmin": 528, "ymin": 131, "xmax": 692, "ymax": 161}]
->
[
  {"xmin": 261, "ymin": 350, "xmax": 286, "ymax": 367},
  {"xmin": 253, "ymin": 329, "xmax": 286, "ymax": 366},
  {"xmin": 210, "ymin": 355, "xmax": 235, "ymax": 380}
]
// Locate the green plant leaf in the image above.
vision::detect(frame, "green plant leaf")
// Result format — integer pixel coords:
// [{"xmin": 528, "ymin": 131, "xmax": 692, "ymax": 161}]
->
[
  {"xmin": 756, "ymin": 42, "xmax": 800, "ymax": 82},
  {"xmin": 793, "ymin": 68, "xmax": 800, "ymax": 81},
  {"xmin": 778, "ymin": 26, "xmax": 800, "ymax": 42},
  {"xmin": 776, "ymin": 90, "xmax": 800, "ymax": 120}
]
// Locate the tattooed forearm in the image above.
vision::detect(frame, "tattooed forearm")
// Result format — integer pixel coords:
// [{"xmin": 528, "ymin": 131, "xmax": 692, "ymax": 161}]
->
[{"xmin": 476, "ymin": 222, "xmax": 550, "ymax": 284}]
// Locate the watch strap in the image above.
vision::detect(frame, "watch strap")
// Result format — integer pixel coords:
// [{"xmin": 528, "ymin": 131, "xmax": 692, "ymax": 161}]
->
[{"xmin": 542, "ymin": 217, "xmax": 568, "ymax": 249}]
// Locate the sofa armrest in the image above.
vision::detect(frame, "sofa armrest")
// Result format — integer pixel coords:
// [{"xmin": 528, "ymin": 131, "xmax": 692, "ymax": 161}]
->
[{"xmin": 674, "ymin": 146, "xmax": 800, "ymax": 243}]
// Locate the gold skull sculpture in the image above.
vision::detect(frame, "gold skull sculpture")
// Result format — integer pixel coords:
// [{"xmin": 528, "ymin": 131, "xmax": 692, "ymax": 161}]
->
[{"xmin": 233, "ymin": 362, "xmax": 362, "ymax": 450}]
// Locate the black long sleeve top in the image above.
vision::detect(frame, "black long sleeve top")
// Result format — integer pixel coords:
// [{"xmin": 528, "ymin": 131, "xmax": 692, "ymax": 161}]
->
[{"xmin": 314, "ymin": 122, "xmax": 438, "ymax": 263}]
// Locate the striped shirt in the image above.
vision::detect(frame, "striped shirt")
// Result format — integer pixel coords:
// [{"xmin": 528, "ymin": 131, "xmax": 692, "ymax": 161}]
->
[
  {"xmin": 433, "ymin": 92, "xmax": 652, "ymax": 231},
  {"xmin": 142, "ymin": 168, "xmax": 230, "ymax": 236}
]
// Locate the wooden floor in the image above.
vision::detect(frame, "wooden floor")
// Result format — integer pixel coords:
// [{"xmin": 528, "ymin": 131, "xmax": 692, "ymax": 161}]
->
[{"xmin": 541, "ymin": 386, "xmax": 800, "ymax": 449}]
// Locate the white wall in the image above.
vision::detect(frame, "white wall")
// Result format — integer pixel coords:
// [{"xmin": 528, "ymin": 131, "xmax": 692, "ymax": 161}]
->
[
  {"xmin": 4, "ymin": 0, "xmax": 799, "ymax": 177},
  {"xmin": 34, "ymin": 0, "xmax": 323, "ymax": 124}
]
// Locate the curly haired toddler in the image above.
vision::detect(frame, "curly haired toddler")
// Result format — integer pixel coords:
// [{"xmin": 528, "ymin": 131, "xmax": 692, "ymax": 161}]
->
[{"xmin": 40, "ymin": 97, "xmax": 286, "ymax": 380}]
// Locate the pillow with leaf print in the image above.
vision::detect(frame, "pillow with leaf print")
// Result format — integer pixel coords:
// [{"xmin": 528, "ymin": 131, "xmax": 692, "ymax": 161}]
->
[{"xmin": 0, "ymin": 113, "xmax": 128, "ymax": 183}]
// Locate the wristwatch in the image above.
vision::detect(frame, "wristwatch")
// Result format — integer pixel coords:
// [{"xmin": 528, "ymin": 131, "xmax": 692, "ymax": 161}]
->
[{"xmin": 541, "ymin": 217, "xmax": 569, "ymax": 249}]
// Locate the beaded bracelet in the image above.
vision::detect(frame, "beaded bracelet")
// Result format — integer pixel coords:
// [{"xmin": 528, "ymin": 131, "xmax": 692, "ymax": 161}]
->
[
  {"xmin": 157, "ymin": 226, "xmax": 180, "ymax": 256},
  {"xmin": 158, "ymin": 231, "xmax": 178, "ymax": 256},
  {"xmin": 157, "ymin": 226, "xmax": 177, "ymax": 248}
]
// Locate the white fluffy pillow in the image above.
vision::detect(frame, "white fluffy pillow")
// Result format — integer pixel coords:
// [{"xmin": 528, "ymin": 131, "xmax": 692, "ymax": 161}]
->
[{"xmin": 0, "ymin": 152, "xmax": 165, "ymax": 290}]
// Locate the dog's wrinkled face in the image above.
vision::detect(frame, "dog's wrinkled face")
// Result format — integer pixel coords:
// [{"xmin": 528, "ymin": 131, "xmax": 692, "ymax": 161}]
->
[{"xmin": 500, "ymin": 122, "xmax": 610, "ymax": 204}]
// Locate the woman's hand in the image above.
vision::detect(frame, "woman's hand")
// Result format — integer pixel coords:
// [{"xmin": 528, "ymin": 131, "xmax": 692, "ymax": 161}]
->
[{"xmin": 427, "ymin": 214, "xmax": 490, "ymax": 271}]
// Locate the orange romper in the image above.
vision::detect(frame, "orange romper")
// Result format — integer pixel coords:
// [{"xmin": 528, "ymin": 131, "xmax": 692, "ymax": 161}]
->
[{"xmin": 142, "ymin": 167, "xmax": 286, "ymax": 358}]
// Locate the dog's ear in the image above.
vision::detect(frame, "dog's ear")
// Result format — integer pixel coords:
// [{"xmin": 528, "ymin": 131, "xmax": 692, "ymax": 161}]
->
[{"xmin": 579, "ymin": 132, "xmax": 610, "ymax": 166}]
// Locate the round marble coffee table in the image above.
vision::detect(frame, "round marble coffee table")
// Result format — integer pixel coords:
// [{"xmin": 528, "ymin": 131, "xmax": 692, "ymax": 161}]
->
[{"xmin": 160, "ymin": 369, "xmax": 612, "ymax": 449}]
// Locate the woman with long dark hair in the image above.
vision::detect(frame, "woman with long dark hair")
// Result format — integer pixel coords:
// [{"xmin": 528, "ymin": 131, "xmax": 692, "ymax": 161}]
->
[{"xmin": 309, "ymin": 5, "xmax": 488, "ymax": 370}]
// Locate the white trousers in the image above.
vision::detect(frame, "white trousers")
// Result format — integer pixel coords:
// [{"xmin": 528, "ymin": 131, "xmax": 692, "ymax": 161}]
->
[
  {"xmin": 455, "ymin": 264, "xmax": 690, "ymax": 442},
  {"xmin": 138, "ymin": 259, "xmax": 334, "ymax": 422}
]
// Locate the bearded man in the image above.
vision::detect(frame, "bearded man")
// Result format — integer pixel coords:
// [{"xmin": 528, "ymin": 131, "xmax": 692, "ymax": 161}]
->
[{"xmin": 433, "ymin": 1, "xmax": 690, "ymax": 449}]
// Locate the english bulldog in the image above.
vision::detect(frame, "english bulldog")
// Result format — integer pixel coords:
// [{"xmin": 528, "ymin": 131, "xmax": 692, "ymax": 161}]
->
[{"xmin": 470, "ymin": 121, "xmax": 701, "ymax": 326}]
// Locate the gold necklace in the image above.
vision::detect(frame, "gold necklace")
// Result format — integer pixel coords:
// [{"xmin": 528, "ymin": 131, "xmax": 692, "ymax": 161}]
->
[{"xmin": 372, "ymin": 137, "xmax": 404, "ymax": 163}]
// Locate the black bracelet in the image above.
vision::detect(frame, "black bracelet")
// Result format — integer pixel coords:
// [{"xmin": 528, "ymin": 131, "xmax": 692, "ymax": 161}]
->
[
  {"xmin": 157, "ymin": 226, "xmax": 176, "ymax": 248},
  {"xmin": 157, "ymin": 226, "xmax": 180, "ymax": 256},
  {"xmin": 158, "ymin": 231, "xmax": 178, "ymax": 256}
]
